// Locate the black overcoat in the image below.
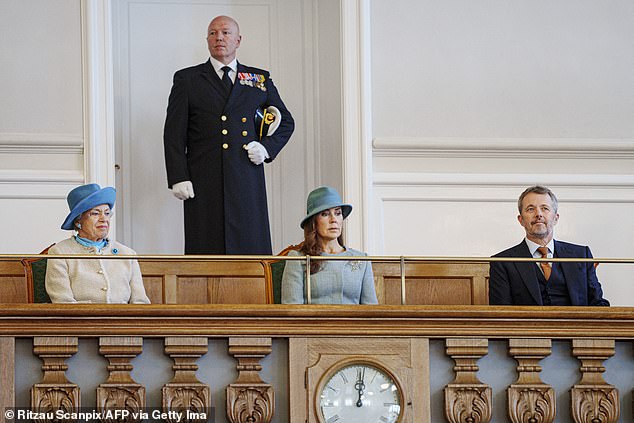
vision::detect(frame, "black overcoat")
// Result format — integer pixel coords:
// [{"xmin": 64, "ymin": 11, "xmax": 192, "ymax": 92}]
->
[{"xmin": 164, "ymin": 60, "xmax": 294, "ymax": 254}]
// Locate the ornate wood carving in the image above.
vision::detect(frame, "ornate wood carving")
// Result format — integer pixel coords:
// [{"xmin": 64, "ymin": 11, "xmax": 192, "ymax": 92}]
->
[
  {"xmin": 570, "ymin": 339, "xmax": 619, "ymax": 423},
  {"xmin": 97, "ymin": 337, "xmax": 145, "ymax": 422},
  {"xmin": 226, "ymin": 337, "xmax": 274, "ymax": 423},
  {"xmin": 162, "ymin": 337, "xmax": 210, "ymax": 423},
  {"xmin": 444, "ymin": 338, "xmax": 492, "ymax": 423},
  {"xmin": 30, "ymin": 337, "xmax": 80, "ymax": 419},
  {"xmin": 507, "ymin": 338, "xmax": 555, "ymax": 423}
]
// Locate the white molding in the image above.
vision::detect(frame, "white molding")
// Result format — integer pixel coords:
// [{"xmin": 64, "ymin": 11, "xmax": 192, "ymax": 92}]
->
[
  {"xmin": 374, "ymin": 172, "xmax": 634, "ymax": 188},
  {"xmin": 341, "ymin": 0, "xmax": 372, "ymax": 250},
  {"xmin": 0, "ymin": 170, "xmax": 84, "ymax": 198},
  {"xmin": 82, "ymin": 0, "xmax": 116, "ymax": 187},
  {"xmin": 306, "ymin": 0, "xmax": 319, "ymax": 190},
  {"xmin": 0, "ymin": 133, "xmax": 83, "ymax": 154},
  {"xmin": 373, "ymin": 176, "xmax": 634, "ymax": 206},
  {"xmin": 373, "ymin": 137, "xmax": 634, "ymax": 159}
]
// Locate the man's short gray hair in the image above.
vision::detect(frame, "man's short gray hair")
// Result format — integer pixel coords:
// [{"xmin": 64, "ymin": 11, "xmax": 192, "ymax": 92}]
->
[{"xmin": 517, "ymin": 185, "xmax": 558, "ymax": 213}]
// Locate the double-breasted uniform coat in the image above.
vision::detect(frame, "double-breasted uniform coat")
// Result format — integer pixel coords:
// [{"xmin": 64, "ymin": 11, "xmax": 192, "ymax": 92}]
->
[{"xmin": 164, "ymin": 60, "xmax": 294, "ymax": 254}]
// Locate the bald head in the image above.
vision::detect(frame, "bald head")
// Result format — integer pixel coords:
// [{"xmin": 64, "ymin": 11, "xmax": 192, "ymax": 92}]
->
[{"xmin": 206, "ymin": 16, "xmax": 241, "ymax": 64}]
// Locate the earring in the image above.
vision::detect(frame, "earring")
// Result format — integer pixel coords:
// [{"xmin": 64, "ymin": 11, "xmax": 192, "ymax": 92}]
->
[{"xmin": 76, "ymin": 223, "xmax": 82, "ymax": 230}]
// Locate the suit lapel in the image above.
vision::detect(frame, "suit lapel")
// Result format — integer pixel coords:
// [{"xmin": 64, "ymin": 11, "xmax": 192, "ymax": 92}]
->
[
  {"xmin": 512, "ymin": 241, "xmax": 543, "ymax": 305},
  {"xmin": 200, "ymin": 60, "xmax": 230, "ymax": 100},
  {"xmin": 555, "ymin": 240, "xmax": 580, "ymax": 305}
]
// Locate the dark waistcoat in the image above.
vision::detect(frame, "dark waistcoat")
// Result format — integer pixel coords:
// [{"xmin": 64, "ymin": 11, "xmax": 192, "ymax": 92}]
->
[{"xmin": 536, "ymin": 261, "xmax": 571, "ymax": 306}]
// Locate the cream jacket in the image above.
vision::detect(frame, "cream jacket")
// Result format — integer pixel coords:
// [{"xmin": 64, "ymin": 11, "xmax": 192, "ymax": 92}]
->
[{"xmin": 45, "ymin": 237, "xmax": 150, "ymax": 304}]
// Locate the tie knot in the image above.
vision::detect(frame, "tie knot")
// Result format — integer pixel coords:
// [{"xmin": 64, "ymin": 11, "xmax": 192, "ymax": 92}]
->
[
  {"xmin": 537, "ymin": 246, "xmax": 549, "ymax": 258},
  {"xmin": 222, "ymin": 66, "xmax": 232, "ymax": 75}
]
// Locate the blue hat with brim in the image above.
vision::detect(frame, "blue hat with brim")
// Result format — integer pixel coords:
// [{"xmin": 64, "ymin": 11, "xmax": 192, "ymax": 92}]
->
[
  {"xmin": 61, "ymin": 184, "xmax": 116, "ymax": 230},
  {"xmin": 300, "ymin": 186, "xmax": 352, "ymax": 229}
]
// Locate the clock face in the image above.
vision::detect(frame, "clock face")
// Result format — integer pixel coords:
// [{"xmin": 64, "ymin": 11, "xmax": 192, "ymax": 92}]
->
[{"xmin": 319, "ymin": 363, "xmax": 402, "ymax": 423}]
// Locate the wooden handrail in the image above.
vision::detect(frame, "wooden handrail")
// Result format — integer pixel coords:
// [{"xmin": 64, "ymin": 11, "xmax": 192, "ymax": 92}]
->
[{"xmin": 0, "ymin": 304, "xmax": 633, "ymax": 338}]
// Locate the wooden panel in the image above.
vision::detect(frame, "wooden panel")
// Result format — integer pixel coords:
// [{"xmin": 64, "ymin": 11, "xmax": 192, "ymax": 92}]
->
[
  {"xmin": 140, "ymin": 260, "xmax": 267, "ymax": 304},
  {"xmin": 0, "ymin": 337, "xmax": 15, "ymax": 421},
  {"xmin": 176, "ymin": 278, "xmax": 209, "ymax": 304},
  {"xmin": 142, "ymin": 276, "xmax": 164, "ymax": 304},
  {"xmin": 0, "ymin": 261, "xmax": 27, "ymax": 303},
  {"xmin": 212, "ymin": 278, "xmax": 267, "ymax": 304},
  {"xmin": 384, "ymin": 277, "xmax": 472, "ymax": 305},
  {"xmin": 372, "ymin": 262, "xmax": 489, "ymax": 305}
]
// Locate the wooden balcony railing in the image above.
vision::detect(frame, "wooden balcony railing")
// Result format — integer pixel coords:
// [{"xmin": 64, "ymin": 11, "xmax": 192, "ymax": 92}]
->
[
  {"xmin": 1, "ymin": 254, "xmax": 633, "ymax": 422},
  {"xmin": 1, "ymin": 304, "xmax": 634, "ymax": 423}
]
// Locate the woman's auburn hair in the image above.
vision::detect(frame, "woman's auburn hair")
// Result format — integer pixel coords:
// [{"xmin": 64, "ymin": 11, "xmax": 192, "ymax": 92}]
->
[{"xmin": 300, "ymin": 216, "xmax": 344, "ymax": 274}]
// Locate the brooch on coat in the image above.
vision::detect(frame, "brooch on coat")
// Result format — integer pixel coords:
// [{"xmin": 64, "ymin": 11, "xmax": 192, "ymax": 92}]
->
[
  {"xmin": 238, "ymin": 72, "xmax": 267, "ymax": 91},
  {"xmin": 348, "ymin": 260, "xmax": 361, "ymax": 271}
]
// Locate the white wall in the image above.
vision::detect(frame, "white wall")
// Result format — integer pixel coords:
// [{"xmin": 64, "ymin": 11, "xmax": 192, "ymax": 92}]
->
[
  {"xmin": 0, "ymin": 0, "xmax": 84, "ymax": 252},
  {"xmin": 369, "ymin": 0, "xmax": 634, "ymax": 304}
]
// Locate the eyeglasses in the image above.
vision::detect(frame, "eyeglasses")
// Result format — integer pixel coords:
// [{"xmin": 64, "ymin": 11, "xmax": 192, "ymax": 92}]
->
[{"xmin": 86, "ymin": 209, "xmax": 113, "ymax": 219}]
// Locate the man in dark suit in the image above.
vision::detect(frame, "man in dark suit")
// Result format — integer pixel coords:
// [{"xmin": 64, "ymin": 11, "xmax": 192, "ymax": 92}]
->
[
  {"xmin": 489, "ymin": 185, "xmax": 609, "ymax": 306},
  {"xmin": 164, "ymin": 15, "xmax": 294, "ymax": 254}
]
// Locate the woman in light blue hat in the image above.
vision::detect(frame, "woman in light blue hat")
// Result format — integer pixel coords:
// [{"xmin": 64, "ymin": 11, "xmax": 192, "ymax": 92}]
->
[
  {"xmin": 45, "ymin": 184, "xmax": 150, "ymax": 304},
  {"xmin": 281, "ymin": 186, "xmax": 378, "ymax": 304}
]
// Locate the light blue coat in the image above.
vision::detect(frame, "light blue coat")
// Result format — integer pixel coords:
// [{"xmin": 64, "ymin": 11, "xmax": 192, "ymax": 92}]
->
[{"xmin": 281, "ymin": 248, "xmax": 378, "ymax": 304}]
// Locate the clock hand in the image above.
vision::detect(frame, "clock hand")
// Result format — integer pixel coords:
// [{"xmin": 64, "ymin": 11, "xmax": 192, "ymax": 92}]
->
[{"xmin": 355, "ymin": 367, "xmax": 366, "ymax": 407}]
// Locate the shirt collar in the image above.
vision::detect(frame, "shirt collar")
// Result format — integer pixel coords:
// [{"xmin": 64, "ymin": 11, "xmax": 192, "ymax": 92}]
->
[
  {"xmin": 209, "ymin": 56, "xmax": 237, "ymax": 74},
  {"xmin": 525, "ymin": 238, "xmax": 555, "ymax": 258}
]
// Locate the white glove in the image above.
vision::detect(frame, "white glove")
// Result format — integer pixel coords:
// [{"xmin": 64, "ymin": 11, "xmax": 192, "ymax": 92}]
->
[
  {"xmin": 171, "ymin": 181, "xmax": 195, "ymax": 200},
  {"xmin": 245, "ymin": 141, "xmax": 269, "ymax": 165}
]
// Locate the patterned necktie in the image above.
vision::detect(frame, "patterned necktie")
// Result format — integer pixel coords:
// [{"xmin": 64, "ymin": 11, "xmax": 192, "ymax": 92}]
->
[
  {"xmin": 221, "ymin": 66, "xmax": 233, "ymax": 92},
  {"xmin": 537, "ymin": 246, "xmax": 551, "ymax": 281}
]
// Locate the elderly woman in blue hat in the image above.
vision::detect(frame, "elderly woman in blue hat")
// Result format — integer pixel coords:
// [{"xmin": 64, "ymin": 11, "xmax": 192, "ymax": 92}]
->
[
  {"xmin": 45, "ymin": 184, "xmax": 150, "ymax": 304},
  {"xmin": 281, "ymin": 186, "xmax": 378, "ymax": 304}
]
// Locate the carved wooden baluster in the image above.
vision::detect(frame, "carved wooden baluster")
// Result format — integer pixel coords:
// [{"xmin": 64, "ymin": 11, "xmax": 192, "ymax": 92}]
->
[
  {"xmin": 444, "ymin": 338, "xmax": 492, "ymax": 423},
  {"xmin": 226, "ymin": 337, "xmax": 274, "ymax": 423},
  {"xmin": 97, "ymin": 337, "xmax": 145, "ymax": 422},
  {"xmin": 162, "ymin": 337, "xmax": 210, "ymax": 423},
  {"xmin": 507, "ymin": 338, "xmax": 555, "ymax": 423},
  {"xmin": 31, "ymin": 337, "xmax": 80, "ymax": 421},
  {"xmin": 570, "ymin": 339, "xmax": 619, "ymax": 423}
]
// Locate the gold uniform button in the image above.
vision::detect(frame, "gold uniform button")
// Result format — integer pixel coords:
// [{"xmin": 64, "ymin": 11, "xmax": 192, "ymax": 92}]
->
[
  {"xmin": 101, "ymin": 287, "xmax": 108, "ymax": 292},
  {"xmin": 242, "ymin": 131, "xmax": 248, "ymax": 136},
  {"xmin": 221, "ymin": 115, "xmax": 227, "ymax": 121},
  {"xmin": 242, "ymin": 144, "xmax": 247, "ymax": 149},
  {"xmin": 221, "ymin": 129, "xmax": 228, "ymax": 135},
  {"xmin": 222, "ymin": 143, "xmax": 229, "ymax": 149},
  {"xmin": 241, "ymin": 117, "xmax": 247, "ymax": 122},
  {"xmin": 97, "ymin": 269, "xmax": 104, "ymax": 274}
]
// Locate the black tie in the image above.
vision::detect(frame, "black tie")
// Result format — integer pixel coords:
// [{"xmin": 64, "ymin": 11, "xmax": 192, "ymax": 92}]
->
[{"xmin": 221, "ymin": 66, "xmax": 233, "ymax": 92}]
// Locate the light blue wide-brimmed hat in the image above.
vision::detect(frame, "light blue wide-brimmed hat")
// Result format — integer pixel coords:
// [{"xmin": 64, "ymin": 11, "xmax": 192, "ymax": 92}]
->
[
  {"xmin": 61, "ymin": 184, "xmax": 116, "ymax": 230},
  {"xmin": 300, "ymin": 186, "xmax": 352, "ymax": 229}
]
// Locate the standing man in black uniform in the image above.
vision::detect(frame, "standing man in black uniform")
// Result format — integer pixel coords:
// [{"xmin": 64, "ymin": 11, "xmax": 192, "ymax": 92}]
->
[{"xmin": 164, "ymin": 15, "xmax": 294, "ymax": 254}]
